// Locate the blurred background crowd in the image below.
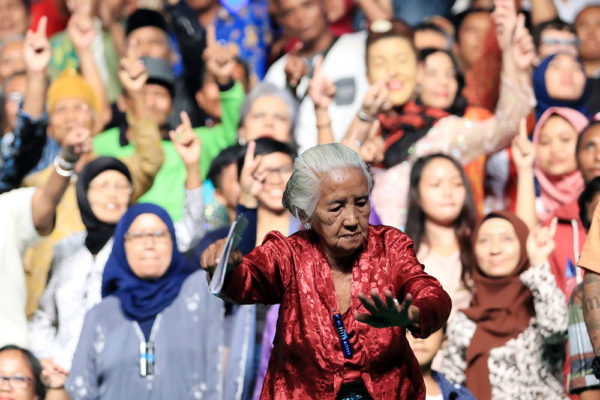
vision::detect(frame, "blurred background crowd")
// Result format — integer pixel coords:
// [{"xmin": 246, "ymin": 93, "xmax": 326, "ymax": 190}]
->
[{"xmin": 1, "ymin": 0, "xmax": 600, "ymax": 398}]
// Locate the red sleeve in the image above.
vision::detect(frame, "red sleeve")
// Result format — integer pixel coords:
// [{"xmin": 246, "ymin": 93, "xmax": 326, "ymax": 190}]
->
[
  {"xmin": 221, "ymin": 230, "xmax": 293, "ymax": 305},
  {"xmin": 387, "ymin": 229, "xmax": 452, "ymax": 338}
]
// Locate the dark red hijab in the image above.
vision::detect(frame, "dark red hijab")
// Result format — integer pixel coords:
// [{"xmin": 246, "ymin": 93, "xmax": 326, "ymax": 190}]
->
[{"xmin": 463, "ymin": 211, "xmax": 535, "ymax": 400}]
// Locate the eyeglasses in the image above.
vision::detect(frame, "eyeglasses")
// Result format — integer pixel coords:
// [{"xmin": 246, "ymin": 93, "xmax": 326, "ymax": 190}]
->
[
  {"xmin": 124, "ymin": 230, "xmax": 171, "ymax": 243},
  {"xmin": 88, "ymin": 181, "xmax": 133, "ymax": 194},
  {"xmin": 541, "ymin": 37, "xmax": 580, "ymax": 47},
  {"xmin": 263, "ymin": 166, "xmax": 293, "ymax": 183},
  {"xmin": 0, "ymin": 374, "xmax": 33, "ymax": 390}
]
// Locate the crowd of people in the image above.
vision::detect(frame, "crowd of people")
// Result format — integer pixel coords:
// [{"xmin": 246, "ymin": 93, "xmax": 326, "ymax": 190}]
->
[{"xmin": 2, "ymin": 0, "xmax": 600, "ymax": 398}]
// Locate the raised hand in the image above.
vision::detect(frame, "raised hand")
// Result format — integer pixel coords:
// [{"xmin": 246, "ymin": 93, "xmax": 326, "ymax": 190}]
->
[
  {"xmin": 308, "ymin": 56, "xmax": 336, "ymax": 109},
  {"xmin": 511, "ymin": 13, "xmax": 535, "ymax": 72},
  {"xmin": 360, "ymin": 79, "xmax": 392, "ymax": 121},
  {"xmin": 526, "ymin": 218, "xmax": 557, "ymax": 268},
  {"xmin": 61, "ymin": 126, "xmax": 93, "ymax": 161},
  {"xmin": 68, "ymin": 13, "xmax": 96, "ymax": 52},
  {"xmin": 284, "ymin": 42, "xmax": 308, "ymax": 89},
  {"xmin": 511, "ymin": 118, "xmax": 535, "ymax": 169},
  {"xmin": 203, "ymin": 25, "xmax": 238, "ymax": 85},
  {"xmin": 492, "ymin": 0, "xmax": 517, "ymax": 52},
  {"xmin": 356, "ymin": 290, "xmax": 420, "ymax": 329},
  {"xmin": 359, "ymin": 121, "xmax": 384, "ymax": 164},
  {"xmin": 169, "ymin": 111, "xmax": 201, "ymax": 168},
  {"xmin": 40, "ymin": 358, "xmax": 68, "ymax": 390},
  {"xmin": 119, "ymin": 56, "xmax": 148, "ymax": 93},
  {"xmin": 200, "ymin": 238, "xmax": 243, "ymax": 276},
  {"xmin": 24, "ymin": 16, "xmax": 51, "ymax": 73},
  {"xmin": 239, "ymin": 141, "xmax": 264, "ymax": 203}
]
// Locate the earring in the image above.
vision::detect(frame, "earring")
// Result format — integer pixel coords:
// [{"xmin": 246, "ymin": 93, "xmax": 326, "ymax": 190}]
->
[{"xmin": 303, "ymin": 222, "xmax": 311, "ymax": 230}]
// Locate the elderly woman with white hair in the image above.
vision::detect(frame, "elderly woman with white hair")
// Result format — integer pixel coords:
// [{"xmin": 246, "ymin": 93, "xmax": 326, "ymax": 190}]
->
[{"xmin": 201, "ymin": 143, "xmax": 451, "ymax": 400}]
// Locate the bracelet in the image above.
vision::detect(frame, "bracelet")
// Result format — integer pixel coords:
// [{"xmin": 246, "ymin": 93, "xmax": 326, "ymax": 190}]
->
[
  {"xmin": 357, "ymin": 110, "xmax": 375, "ymax": 123},
  {"xmin": 53, "ymin": 156, "xmax": 75, "ymax": 177}
]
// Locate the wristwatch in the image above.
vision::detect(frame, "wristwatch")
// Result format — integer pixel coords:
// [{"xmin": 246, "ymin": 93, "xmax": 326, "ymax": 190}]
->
[{"xmin": 592, "ymin": 354, "xmax": 600, "ymax": 379}]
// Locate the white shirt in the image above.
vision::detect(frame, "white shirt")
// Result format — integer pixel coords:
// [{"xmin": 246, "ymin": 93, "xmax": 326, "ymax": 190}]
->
[
  {"xmin": 264, "ymin": 31, "xmax": 368, "ymax": 154},
  {"xmin": 0, "ymin": 187, "xmax": 41, "ymax": 348}
]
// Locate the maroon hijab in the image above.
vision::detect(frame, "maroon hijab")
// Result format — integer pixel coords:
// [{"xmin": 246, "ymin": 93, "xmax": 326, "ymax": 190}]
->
[{"xmin": 463, "ymin": 211, "xmax": 535, "ymax": 400}]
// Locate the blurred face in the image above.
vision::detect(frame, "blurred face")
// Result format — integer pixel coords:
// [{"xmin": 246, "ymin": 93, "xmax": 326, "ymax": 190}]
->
[
  {"xmin": 575, "ymin": 6, "xmax": 600, "ymax": 62},
  {"xmin": 0, "ymin": 349, "xmax": 37, "ymax": 400},
  {"xmin": 324, "ymin": 0, "xmax": 348, "ymax": 23},
  {"xmin": 142, "ymin": 83, "xmax": 172, "ymax": 127},
  {"xmin": 310, "ymin": 167, "xmax": 370, "ymax": 260},
  {"xmin": 214, "ymin": 163, "xmax": 241, "ymax": 211},
  {"xmin": 538, "ymin": 29, "xmax": 579, "ymax": 59},
  {"xmin": 414, "ymin": 29, "xmax": 448, "ymax": 51},
  {"xmin": 418, "ymin": 157, "xmax": 466, "ymax": 226},
  {"xmin": 48, "ymin": 98, "xmax": 95, "ymax": 144},
  {"xmin": 419, "ymin": 52, "xmax": 459, "ymax": 110},
  {"xmin": 0, "ymin": 0, "xmax": 28, "ymax": 40},
  {"xmin": 545, "ymin": 53, "xmax": 586, "ymax": 101},
  {"xmin": 457, "ymin": 12, "xmax": 491, "ymax": 69},
  {"xmin": 256, "ymin": 152, "xmax": 293, "ymax": 212},
  {"xmin": 367, "ymin": 37, "xmax": 417, "ymax": 106},
  {"xmin": 87, "ymin": 170, "xmax": 131, "ymax": 224},
  {"xmin": 240, "ymin": 96, "xmax": 292, "ymax": 143},
  {"xmin": 195, "ymin": 75, "xmax": 221, "ymax": 120},
  {"xmin": 536, "ymin": 115, "xmax": 579, "ymax": 176},
  {"xmin": 126, "ymin": 27, "xmax": 171, "ymax": 60},
  {"xmin": 0, "ymin": 40, "xmax": 24, "ymax": 82},
  {"xmin": 406, "ymin": 328, "xmax": 444, "ymax": 368},
  {"xmin": 475, "ymin": 218, "xmax": 521, "ymax": 277},
  {"xmin": 577, "ymin": 124, "xmax": 600, "ymax": 182},
  {"xmin": 124, "ymin": 213, "xmax": 173, "ymax": 279},
  {"xmin": 278, "ymin": 0, "xmax": 328, "ymax": 43},
  {"xmin": 3, "ymin": 74, "xmax": 25, "ymax": 134}
]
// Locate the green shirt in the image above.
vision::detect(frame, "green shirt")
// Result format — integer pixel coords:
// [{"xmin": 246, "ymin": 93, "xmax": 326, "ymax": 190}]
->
[{"xmin": 93, "ymin": 82, "xmax": 243, "ymax": 221}]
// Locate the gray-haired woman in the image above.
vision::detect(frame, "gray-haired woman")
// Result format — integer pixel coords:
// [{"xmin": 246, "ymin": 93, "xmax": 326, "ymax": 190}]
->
[
  {"xmin": 237, "ymin": 82, "xmax": 299, "ymax": 145},
  {"xmin": 201, "ymin": 143, "xmax": 450, "ymax": 400}
]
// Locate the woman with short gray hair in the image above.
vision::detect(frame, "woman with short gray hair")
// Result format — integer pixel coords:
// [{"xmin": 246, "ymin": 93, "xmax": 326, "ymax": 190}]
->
[
  {"xmin": 238, "ymin": 82, "xmax": 299, "ymax": 145},
  {"xmin": 201, "ymin": 143, "xmax": 450, "ymax": 400}
]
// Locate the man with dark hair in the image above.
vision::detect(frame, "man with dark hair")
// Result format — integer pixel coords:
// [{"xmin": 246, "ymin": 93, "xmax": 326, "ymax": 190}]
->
[
  {"xmin": 532, "ymin": 18, "xmax": 578, "ymax": 60},
  {"xmin": 575, "ymin": 5, "xmax": 600, "ymax": 115},
  {"xmin": 413, "ymin": 22, "xmax": 453, "ymax": 51},
  {"xmin": 206, "ymin": 145, "xmax": 245, "ymax": 227}
]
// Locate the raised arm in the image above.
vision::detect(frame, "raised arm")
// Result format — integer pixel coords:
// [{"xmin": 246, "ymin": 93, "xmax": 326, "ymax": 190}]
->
[
  {"xmin": 308, "ymin": 56, "xmax": 336, "ymax": 144},
  {"xmin": 117, "ymin": 56, "xmax": 165, "ymax": 202},
  {"xmin": 512, "ymin": 118, "xmax": 538, "ymax": 230},
  {"xmin": 522, "ymin": 222, "xmax": 568, "ymax": 342}
]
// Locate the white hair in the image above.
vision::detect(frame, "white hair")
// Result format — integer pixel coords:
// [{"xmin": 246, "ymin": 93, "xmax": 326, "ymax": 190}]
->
[
  {"xmin": 282, "ymin": 143, "xmax": 373, "ymax": 225},
  {"xmin": 239, "ymin": 82, "xmax": 299, "ymax": 130}
]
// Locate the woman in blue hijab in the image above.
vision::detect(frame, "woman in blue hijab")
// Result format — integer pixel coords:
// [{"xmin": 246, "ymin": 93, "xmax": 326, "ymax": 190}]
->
[
  {"xmin": 66, "ymin": 203, "xmax": 256, "ymax": 400},
  {"xmin": 533, "ymin": 52, "xmax": 589, "ymax": 120}
]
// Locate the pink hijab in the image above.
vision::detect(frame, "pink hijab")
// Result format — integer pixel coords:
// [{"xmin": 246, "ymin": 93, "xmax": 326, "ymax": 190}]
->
[{"xmin": 533, "ymin": 107, "xmax": 589, "ymax": 223}]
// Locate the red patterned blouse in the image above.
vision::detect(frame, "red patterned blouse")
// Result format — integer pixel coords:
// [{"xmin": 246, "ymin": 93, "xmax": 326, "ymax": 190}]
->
[{"xmin": 222, "ymin": 225, "xmax": 451, "ymax": 400}]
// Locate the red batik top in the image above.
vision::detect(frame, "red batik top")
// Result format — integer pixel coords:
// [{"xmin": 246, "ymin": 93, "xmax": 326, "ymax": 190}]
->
[{"xmin": 222, "ymin": 225, "xmax": 451, "ymax": 400}]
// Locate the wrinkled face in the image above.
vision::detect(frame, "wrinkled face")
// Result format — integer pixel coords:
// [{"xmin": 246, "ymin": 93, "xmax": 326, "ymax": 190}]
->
[
  {"xmin": 475, "ymin": 218, "xmax": 521, "ymax": 278},
  {"xmin": 141, "ymin": 83, "xmax": 172, "ymax": 127},
  {"xmin": 240, "ymin": 95, "xmax": 292, "ymax": 143},
  {"xmin": 0, "ymin": 0, "xmax": 28, "ymax": 40},
  {"xmin": 214, "ymin": 163, "xmax": 241, "ymax": 211},
  {"xmin": 126, "ymin": 27, "xmax": 171, "ymax": 60},
  {"xmin": 418, "ymin": 157, "xmax": 466, "ymax": 226},
  {"xmin": 545, "ymin": 53, "xmax": 586, "ymax": 101},
  {"xmin": 367, "ymin": 37, "xmax": 417, "ymax": 106},
  {"xmin": 575, "ymin": 6, "xmax": 600, "ymax": 62},
  {"xmin": 256, "ymin": 152, "xmax": 293, "ymax": 212},
  {"xmin": 577, "ymin": 124, "xmax": 600, "ymax": 183},
  {"xmin": 3, "ymin": 73, "xmax": 25, "ymax": 134},
  {"xmin": 536, "ymin": 115, "xmax": 579, "ymax": 177},
  {"xmin": 414, "ymin": 29, "xmax": 448, "ymax": 51},
  {"xmin": 0, "ymin": 40, "xmax": 24, "ymax": 82},
  {"xmin": 0, "ymin": 349, "xmax": 37, "ymax": 400},
  {"xmin": 419, "ymin": 52, "xmax": 459, "ymax": 110},
  {"xmin": 277, "ymin": 0, "xmax": 328, "ymax": 43},
  {"xmin": 87, "ymin": 170, "xmax": 131, "ymax": 224},
  {"xmin": 124, "ymin": 213, "xmax": 173, "ymax": 280},
  {"xmin": 406, "ymin": 328, "xmax": 444, "ymax": 367},
  {"xmin": 538, "ymin": 29, "xmax": 579, "ymax": 59},
  {"xmin": 310, "ymin": 167, "xmax": 370, "ymax": 260},
  {"xmin": 457, "ymin": 12, "xmax": 491, "ymax": 68},
  {"xmin": 48, "ymin": 98, "xmax": 95, "ymax": 144}
]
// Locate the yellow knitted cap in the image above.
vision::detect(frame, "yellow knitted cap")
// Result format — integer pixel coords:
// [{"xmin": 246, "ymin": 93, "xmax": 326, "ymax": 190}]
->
[{"xmin": 47, "ymin": 68, "xmax": 102, "ymax": 116}]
